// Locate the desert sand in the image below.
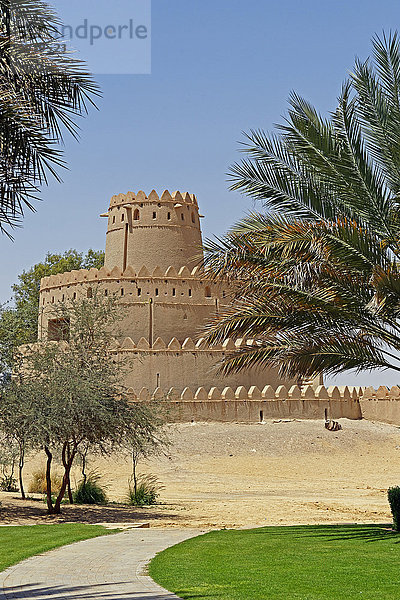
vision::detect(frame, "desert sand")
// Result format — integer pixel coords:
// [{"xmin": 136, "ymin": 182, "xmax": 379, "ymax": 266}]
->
[{"xmin": 1, "ymin": 418, "xmax": 400, "ymax": 528}]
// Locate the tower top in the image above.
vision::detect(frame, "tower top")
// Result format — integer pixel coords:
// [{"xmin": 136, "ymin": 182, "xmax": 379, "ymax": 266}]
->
[
  {"xmin": 104, "ymin": 189, "xmax": 204, "ymax": 272},
  {"xmin": 107, "ymin": 189, "xmax": 198, "ymax": 209}
]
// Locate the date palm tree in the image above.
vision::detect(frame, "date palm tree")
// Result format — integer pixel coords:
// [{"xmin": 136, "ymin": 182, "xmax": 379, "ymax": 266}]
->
[
  {"xmin": 204, "ymin": 33, "xmax": 400, "ymax": 380},
  {"xmin": 0, "ymin": 0, "xmax": 100, "ymax": 235}
]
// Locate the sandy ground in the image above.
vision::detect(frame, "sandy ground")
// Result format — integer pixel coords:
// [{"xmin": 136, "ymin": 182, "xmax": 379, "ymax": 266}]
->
[{"xmin": 1, "ymin": 418, "xmax": 400, "ymax": 528}]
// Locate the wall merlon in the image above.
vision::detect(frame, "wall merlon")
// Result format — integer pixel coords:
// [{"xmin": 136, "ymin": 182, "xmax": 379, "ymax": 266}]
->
[
  {"xmin": 288, "ymin": 385, "xmax": 301, "ymax": 399},
  {"xmin": 148, "ymin": 190, "xmax": 159, "ymax": 202},
  {"xmin": 121, "ymin": 337, "xmax": 136, "ymax": 350},
  {"xmin": 275, "ymin": 385, "xmax": 287, "ymax": 399},
  {"xmin": 222, "ymin": 386, "xmax": 235, "ymax": 400},
  {"xmin": 182, "ymin": 337, "xmax": 195, "ymax": 350},
  {"xmin": 315, "ymin": 385, "xmax": 329, "ymax": 399},
  {"xmin": 262, "ymin": 385, "xmax": 275, "ymax": 399},
  {"xmin": 194, "ymin": 387, "xmax": 208, "ymax": 400}
]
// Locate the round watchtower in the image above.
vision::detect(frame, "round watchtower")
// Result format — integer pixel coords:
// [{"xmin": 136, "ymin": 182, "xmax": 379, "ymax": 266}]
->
[{"xmin": 104, "ymin": 190, "xmax": 203, "ymax": 272}]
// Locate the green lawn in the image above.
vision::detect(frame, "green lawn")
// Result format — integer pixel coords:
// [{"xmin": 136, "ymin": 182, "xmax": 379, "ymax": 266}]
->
[
  {"xmin": 150, "ymin": 524, "xmax": 400, "ymax": 600},
  {"xmin": 0, "ymin": 523, "xmax": 116, "ymax": 573}
]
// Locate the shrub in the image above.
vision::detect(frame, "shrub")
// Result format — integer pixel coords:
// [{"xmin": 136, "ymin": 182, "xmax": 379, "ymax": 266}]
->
[
  {"xmin": 127, "ymin": 474, "xmax": 162, "ymax": 506},
  {"xmin": 0, "ymin": 475, "xmax": 18, "ymax": 492},
  {"xmin": 388, "ymin": 487, "xmax": 400, "ymax": 531},
  {"xmin": 73, "ymin": 472, "xmax": 107, "ymax": 505},
  {"xmin": 28, "ymin": 468, "xmax": 63, "ymax": 494}
]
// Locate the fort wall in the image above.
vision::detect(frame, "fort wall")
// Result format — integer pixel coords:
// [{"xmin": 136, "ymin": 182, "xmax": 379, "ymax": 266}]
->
[
  {"xmin": 358, "ymin": 385, "xmax": 400, "ymax": 425},
  {"xmin": 127, "ymin": 384, "xmax": 362, "ymax": 422}
]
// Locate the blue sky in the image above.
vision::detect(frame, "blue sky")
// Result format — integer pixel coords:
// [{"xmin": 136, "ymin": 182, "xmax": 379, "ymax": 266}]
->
[{"xmin": 2, "ymin": 0, "xmax": 400, "ymax": 386}]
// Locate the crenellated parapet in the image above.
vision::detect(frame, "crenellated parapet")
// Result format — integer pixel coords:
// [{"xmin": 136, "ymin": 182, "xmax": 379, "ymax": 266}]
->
[
  {"xmin": 116, "ymin": 336, "xmax": 260, "ymax": 353},
  {"xmin": 127, "ymin": 383, "xmax": 361, "ymax": 402},
  {"xmin": 40, "ymin": 264, "xmax": 209, "ymax": 291},
  {"xmin": 125, "ymin": 383, "xmax": 362, "ymax": 423},
  {"xmin": 107, "ymin": 189, "xmax": 199, "ymax": 209}
]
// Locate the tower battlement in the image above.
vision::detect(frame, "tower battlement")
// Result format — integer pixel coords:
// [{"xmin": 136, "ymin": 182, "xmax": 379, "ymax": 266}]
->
[{"xmin": 107, "ymin": 189, "xmax": 198, "ymax": 208}]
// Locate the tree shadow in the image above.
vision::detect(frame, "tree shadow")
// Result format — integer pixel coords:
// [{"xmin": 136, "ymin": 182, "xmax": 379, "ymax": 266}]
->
[
  {"xmin": 2, "ymin": 581, "xmax": 181, "ymax": 599},
  {"xmin": 251, "ymin": 523, "xmax": 400, "ymax": 543},
  {"xmin": 0, "ymin": 496, "xmax": 185, "ymax": 525}
]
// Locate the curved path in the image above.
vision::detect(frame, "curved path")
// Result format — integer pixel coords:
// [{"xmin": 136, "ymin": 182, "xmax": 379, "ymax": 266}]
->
[{"xmin": 0, "ymin": 528, "xmax": 200, "ymax": 599}]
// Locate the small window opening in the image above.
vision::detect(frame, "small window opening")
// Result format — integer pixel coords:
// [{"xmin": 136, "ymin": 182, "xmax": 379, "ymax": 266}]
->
[
  {"xmin": 62, "ymin": 294, "xmax": 65, "ymax": 302},
  {"xmin": 153, "ymin": 211, "xmax": 156, "ymax": 219},
  {"xmin": 183, "ymin": 313, "xmax": 188, "ymax": 320},
  {"xmin": 73, "ymin": 292, "xmax": 76, "ymax": 300},
  {"xmin": 42, "ymin": 298, "xmax": 45, "ymax": 305},
  {"xmin": 121, "ymin": 288, "xmax": 124, "ymax": 296},
  {"xmin": 167, "ymin": 212, "xmax": 171, "ymax": 220},
  {"xmin": 172, "ymin": 288, "xmax": 176, "ymax": 296},
  {"xmin": 222, "ymin": 291, "xmax": 226, "ymax": 298},
  {"xmin": 121, "ymin": 213, "xmax": 124, "ymax": 221},
  {"xmin": 138, "ymin": 288, "xmax": 142, "ymax": 296},
  {"xmin": 205, "ymin": 286, "xmax": 211, "ymax": 298},
  {"xmin": 188, "ymin": 289, "xmax": 192, "ymax": 297},
  {"xmin": 48, "ymin": 318, "xmax": 70, "ymax": 342},
  {"xmin": 191, "ymin": 212, "xmax": 195, "ymax": 223},
  {"xmin": 51, "ymin": 296, "xmax": 54, "ymax": 304},
  {"xmin": 133, "ymin": 208, "xmax": 140, "ymax": 220},
  {"xmin": 104, "ymin": 289, "xmax": 108, "ymax": 296},
  {"xmin": 181, "ymin": 213, "xmax": 184, "ymax": 221},
  {"xmin": 155, "ymin": 288, "xmax": 159, "ymax": 296},
  {"xmin": 87, "ymin": 287, "xmax": 92, "ymax": 298},
  {"xmin": 112, "ymin": 216, "xmax": 116, "ymax": 224},
  {"xmin": 260, "ymin": 410, "xmax": 264, "ymax": 423},
  {"xmin": 156, "ymin": 373, "xmax": 160, "ymax": 387}
]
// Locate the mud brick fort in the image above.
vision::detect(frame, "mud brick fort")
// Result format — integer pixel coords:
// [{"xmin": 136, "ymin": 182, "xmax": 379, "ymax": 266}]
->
[{"xmin": 37, "ymin": 189, "xmax": 392, "ymax": 424}]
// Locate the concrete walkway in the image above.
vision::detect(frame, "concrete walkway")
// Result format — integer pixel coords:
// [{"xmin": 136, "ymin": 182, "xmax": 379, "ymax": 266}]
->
[{"xmin": 0, "ymin": 528, "xmax": 201, "ymax": 599}]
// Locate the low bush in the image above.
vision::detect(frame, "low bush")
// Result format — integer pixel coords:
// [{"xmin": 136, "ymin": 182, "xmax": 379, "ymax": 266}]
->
[
  {"xmin": 73, "ymin": 472, "xmax": 107, "ymax": 505},
  {"xmin": 28, "ymin": 468, "xmax": 63, "ymax": 495},
  {"xmin": 0, "ymin": 475, "xmax": 18, "ymax": 492},
  {"xmin": 388, "ymin": 487, "xmax": 400, "ymax": 531},
  {"xmin": 127, "ymin": 474, "xmax": 162, "ymax": 506}
]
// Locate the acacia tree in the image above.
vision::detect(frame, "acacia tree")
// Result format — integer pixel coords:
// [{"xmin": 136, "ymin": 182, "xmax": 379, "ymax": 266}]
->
[
  {"xmin": 18, "ymin": 292, "xmax": 159, "ymax": 514},
  {"xmin": 203, "ymin": 32, "xmax": 400, "ymax": 381}
]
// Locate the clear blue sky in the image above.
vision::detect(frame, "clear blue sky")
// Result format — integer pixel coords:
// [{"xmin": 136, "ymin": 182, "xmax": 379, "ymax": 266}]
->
[{"xmin": 2, "ymin": 0, "xmax": 400, "ymax": 386}]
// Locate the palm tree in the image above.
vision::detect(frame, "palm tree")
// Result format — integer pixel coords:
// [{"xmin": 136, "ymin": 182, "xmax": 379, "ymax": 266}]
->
[
  {"xmin": 203, "ymin": 33, "xmax": 400, "ymax": 381},
  {"xmin": 0, "ymin": 0, "xmax": 100, "ymax": 235}
]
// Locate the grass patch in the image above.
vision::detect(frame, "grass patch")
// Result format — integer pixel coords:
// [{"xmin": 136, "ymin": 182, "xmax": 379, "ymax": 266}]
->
[
  {"xmin": 0, "ymin": 523, "xmax": 116, "ymax": 573},
  {"xmin": 150, "ymin": 524, "xmax": 400, "ymax": 600}
]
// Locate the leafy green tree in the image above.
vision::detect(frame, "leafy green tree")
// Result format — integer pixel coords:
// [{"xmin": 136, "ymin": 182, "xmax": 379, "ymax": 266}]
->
[
  {"xmin": 16, "ymin": 291, "xmax": 159, "ymax": 515},
  {"xmin": 0, "ymin": 0, "xmax": 100, "ymax": 234},
  {"xmin": 203, "ymin": 33, "xmax": 400, "ymax": 380},
  {"xmin": 0, "ymin": 249, "xmax": 104, "ymax": 370}
]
